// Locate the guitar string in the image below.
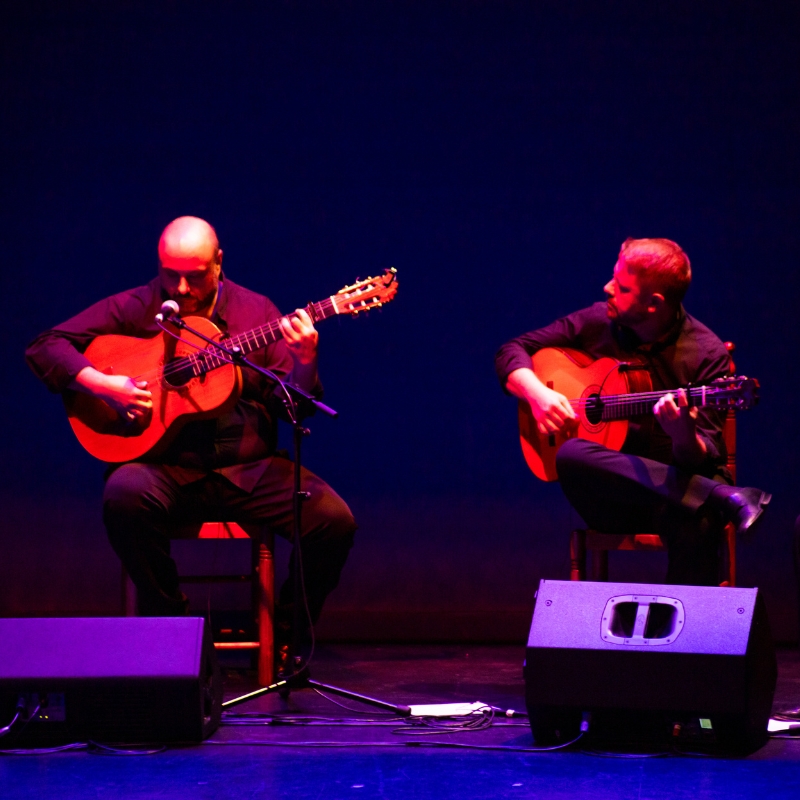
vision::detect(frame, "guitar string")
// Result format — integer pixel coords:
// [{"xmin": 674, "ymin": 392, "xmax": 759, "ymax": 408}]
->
[
  {"xmin": 554, "ymin": 362, "xmax": 727, "ymax": 415},
  {"xmin": 566, "ymin": 385, "xmax": 742, "ymax": 414},
  {"xmin": 99, "ymin": 282, "xmax": 391, "ymax": 385},
  {"xmin": 128, "ymin": 292, "xmax": 389, "ymax": 384},
  {"xmin": 567, "ymin": 386, "xmax": 739, "ymax": 407},
  {"xmin": 131, "ymin": 317, "xmax": 285, "ymax": 384},
  {"xmin": 123, "ymin": 298, "xmax": 338, "ymax": 384}
]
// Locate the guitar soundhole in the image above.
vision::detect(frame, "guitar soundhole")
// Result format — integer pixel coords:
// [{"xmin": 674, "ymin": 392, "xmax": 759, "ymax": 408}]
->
[
  {"xmin": 163, "ymin": 357, "xmax": 197, "ymax": 388},
  {"xmin": 585, "ymin": 394, "xmax": 604, "ymax": 425}
]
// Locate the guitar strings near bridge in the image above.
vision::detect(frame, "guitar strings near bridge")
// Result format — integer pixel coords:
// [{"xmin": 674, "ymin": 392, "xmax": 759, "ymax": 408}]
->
[
  {"xmin": 567, "ymin": 385, "xmax": 744, "ymax": 422},
  {"xmin": 131, "ymin": 285, "xmax": 390, "ymax": 386}
]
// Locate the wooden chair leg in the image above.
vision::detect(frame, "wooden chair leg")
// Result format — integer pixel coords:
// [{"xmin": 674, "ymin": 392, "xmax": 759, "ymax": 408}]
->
[
  {"xmin": 725, "ymin": 521, "xmax": 737, "ymax": 587},
  {"xmin": 590, "ymin": 549, "xmax": 609, "ymax": 582},
  {"xmin": 570, "ymin": 530, "xmax": 587, "ymax": 581},
  {"xmin": 257, "ymin": 534, "xmax": 275, "ymax": 686}
]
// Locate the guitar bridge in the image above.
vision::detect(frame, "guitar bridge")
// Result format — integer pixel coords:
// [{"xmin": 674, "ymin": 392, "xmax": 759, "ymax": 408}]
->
[{"xmin": 546, "ymin": 380, "xmax": 557, "ymax": 446}]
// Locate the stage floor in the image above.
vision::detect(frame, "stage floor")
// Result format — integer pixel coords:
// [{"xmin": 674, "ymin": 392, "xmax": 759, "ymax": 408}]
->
[{"xmin": 3, "ymin": 644, "xmax": 800, "ymax": 799}]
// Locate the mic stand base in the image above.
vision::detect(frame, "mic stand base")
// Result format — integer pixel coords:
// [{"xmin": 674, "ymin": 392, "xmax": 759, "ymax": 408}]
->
[
  {"xmin": 165, "ymin": 317, "xmax": 399, "ymax": 715},
  {"xmin": 222, "ymin": 672, "xmax": 412, "ymax": 717}
]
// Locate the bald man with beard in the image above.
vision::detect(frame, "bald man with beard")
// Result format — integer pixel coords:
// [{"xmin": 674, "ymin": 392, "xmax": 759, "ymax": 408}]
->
[{"xmin": 26, "ymin": 216, "xmax": 357, "ymax": 675}]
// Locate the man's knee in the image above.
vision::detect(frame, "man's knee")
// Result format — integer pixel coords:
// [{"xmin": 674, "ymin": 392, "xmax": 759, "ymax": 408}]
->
[
  {"xmin": 306, "ymin": 486, "xmax": 357, "ymax": 544},
  {"xmin": 103, "ymin": 463, "xmax": 170, "ymax": 523},
  {"xmin": 555, "ymin": 437, "xmax": 597, "ymax": 481},
  {"xmin": 322, "ymin": 494, "xmax": 357, "ymax": 538}
]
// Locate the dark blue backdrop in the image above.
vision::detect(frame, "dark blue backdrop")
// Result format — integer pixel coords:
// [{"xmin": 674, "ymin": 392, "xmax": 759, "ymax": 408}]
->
[{"xmin": 2, "ymin": 1, "xmax": 798, "ymax": 640}]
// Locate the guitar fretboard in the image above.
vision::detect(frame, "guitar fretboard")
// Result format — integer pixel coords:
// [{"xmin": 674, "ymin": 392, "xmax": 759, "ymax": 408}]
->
[
  {"xmin": 181, "ymin": 296, "xmax": 338, "ymax": 377},
  {"xmin": 575, "ymin": 385, "xmax": 725, "ymax": 421}
]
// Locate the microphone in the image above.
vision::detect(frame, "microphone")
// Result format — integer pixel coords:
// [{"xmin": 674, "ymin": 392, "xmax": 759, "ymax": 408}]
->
[{"xmin": 155, "ymin": 300, "xmax": 180, "ymax": 323}]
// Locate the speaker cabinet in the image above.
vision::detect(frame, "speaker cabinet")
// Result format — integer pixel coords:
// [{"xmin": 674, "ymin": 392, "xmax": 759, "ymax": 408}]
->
[
  {"xmin": 0, "ymin": 617, "xmax": 222, "ymax": 747},
  {"xmin": 525, "ymin": 580, "xmax": 777, "ymax": 753}
]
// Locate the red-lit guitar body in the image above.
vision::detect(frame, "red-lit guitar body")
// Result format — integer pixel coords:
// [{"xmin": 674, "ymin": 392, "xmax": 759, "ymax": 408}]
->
[{"xmin": 65, "ymin": 316, "xmax": 242, "ymax": 463}]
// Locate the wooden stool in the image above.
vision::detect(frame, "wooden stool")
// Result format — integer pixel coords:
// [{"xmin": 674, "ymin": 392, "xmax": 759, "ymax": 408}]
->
[
  {"xmin": 122, "ymin": 522, "xmax": 275, "ymax": 685},
  {"xmin": 569, "ymin": 524, "xmax": 737, "ymax": 586}
]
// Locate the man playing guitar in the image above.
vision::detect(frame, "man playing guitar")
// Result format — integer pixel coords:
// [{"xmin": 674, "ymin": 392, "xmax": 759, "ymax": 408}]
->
[
  {"xmin": 26, "ymin": 216, "xmax": 358, "ymax": 675},
  {"xmin": 495, "ymin": 237, "xmax": 770, "ymax": 585}
]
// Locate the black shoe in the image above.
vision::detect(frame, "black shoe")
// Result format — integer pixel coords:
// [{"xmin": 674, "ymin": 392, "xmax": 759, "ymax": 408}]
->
[
  {"xmin": 710, "ymin": 486, "xmax": 772, "ymax": 538},
  {"xmin": 275, "ymin": 643, "xmax": 293, "ymax": 680}
]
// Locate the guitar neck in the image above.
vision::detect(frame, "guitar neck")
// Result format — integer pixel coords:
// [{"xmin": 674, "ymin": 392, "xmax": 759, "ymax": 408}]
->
[
  {"xmin": 166, "ymin": 268, "xmax": 398, "ymax": 380},
  {"xmin": 225, "ymin": 297, "xmax": 338, "ymax": 358},
  {"xmin": 591, "ymin": 386, "xmax": 717, "ymax": 421},
  {"xmin": 176, "ymin": 296, "xmax": 339, "ymax": 375}
]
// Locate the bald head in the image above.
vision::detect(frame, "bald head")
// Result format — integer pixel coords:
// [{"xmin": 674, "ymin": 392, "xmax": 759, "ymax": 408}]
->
[
  {"xmin": 158, "ymin": 216, "xmax": 219, "ymax": 266},
  {"xmin": 158, "ymin": 216, "xmax": 223, "ymax": 318}
]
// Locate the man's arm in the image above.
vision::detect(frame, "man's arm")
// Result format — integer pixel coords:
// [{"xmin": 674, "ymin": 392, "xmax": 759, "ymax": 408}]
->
[
  {"xmin": 654, "ymin": 391, "xmax": 707, "ymax": 469},
  {"xmin": 26, "ymin": 284, "xmax": 155, "ymax": 395},
  {"xmin": 670, "ymin": 321, "xmax": 733, "ymax": 473},
  {"xmin": 278, "ymin": 308, "xmax": 319, "ymax": 394},
  {"xmin": 653, "ymin": 319, "xmax": 732, "ymax": 472},
  {"xmin": 496, "ymin": 306, "xmax": 601, "ymax": 434},
  {"xmin": 70, "ymin": 368, "xmax": 153, "ymax": 420},
  {"xmin": 26, "ymin": 283, "xmax": 157, "ymax": 420},
  {"xmin": 505, "ymin": 367, "xmax": 577, "ymax": 435}
]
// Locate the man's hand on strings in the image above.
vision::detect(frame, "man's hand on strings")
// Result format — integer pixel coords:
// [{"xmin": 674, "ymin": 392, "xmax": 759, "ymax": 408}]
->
[
  {"xmin": 279, "ymin": 308, "xmax": 319, "ymax": 366},
  {"xmin": 72, "ymin": 367, "xmax": 152, "ymax": 421},
  {"xmin": 529, "ymin": 384, "xmax": 579, "ymax": 435},
  {"xmin": 505, "ymin": 367, "xmax": 578, "ymax": 435},
  {"xmin": 98, "ymin": 375, "xmax": 152, "ymax": 421},
  {"xmin": 653, "ymin": 390, "xmax": 699, "ymax": 440},
  {"xmin": 654, "ymin": 390, "xmax": 707, "ymax": 466}
]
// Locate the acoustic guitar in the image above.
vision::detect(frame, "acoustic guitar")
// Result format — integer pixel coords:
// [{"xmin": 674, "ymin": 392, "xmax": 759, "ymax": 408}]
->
[
  {"xmin": 65, "ymin": 269, "xmax": 398, "ymax": 462},
  {"xmin": 517, "ymin": 347, "xmax": 759, "ymax": 482}
]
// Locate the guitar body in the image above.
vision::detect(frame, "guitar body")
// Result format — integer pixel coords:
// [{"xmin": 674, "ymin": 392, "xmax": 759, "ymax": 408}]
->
[
  {"xmin": 518, "ymin": 347, "xmax": 652, "ymax": 482},
  {"xmin": 64, "ymin": 316, "xmax": 242, "ymax": 463}
]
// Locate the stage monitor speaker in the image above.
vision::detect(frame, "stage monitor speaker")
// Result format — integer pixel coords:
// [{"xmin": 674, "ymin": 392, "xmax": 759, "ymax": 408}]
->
[
  {"xmin": 525, "ymin": 580, "xmax": 777, "ymax": 753},
  {"xmin": 0, "ymin": 617, "xmax": 221, "ymax": 747}
]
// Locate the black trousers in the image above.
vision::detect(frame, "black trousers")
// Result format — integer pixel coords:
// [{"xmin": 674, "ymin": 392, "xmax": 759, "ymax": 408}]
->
[
  {"xmin": 555, "ymin": 438, "xmax": 728, "ymax": 586},
  {"xmin": 103, "ymin": 457, "xmax": 356, "ymax": 640}
]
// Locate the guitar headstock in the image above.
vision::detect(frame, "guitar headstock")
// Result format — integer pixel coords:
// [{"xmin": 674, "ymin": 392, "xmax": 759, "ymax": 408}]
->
[
  {"xmin": 706, "ymin": 376, "xmax": 760, "ymax": 410},
  {"xmin": 332, "ymin": 268, "xmax": 399, "ymax": 316}
]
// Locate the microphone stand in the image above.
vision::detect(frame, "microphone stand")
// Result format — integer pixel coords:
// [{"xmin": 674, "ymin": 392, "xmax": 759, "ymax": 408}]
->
[{"xmin": 161, "ymin": 315, "xmax": 411, "ymax": 717}]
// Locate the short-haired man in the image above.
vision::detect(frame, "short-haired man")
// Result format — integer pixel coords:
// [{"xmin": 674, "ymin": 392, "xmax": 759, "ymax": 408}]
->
[
  {"xmin": 26, "ymin": 216, "xmax": 357, "ymax": 671},
  {"xmin": 495, "ymin": 237, "xmax": 770, "ymax": 585}
]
